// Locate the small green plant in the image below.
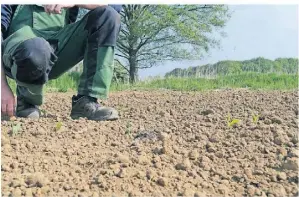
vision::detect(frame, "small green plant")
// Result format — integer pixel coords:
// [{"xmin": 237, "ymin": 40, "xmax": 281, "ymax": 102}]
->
[
  {"xmin": 12, "ymin": 123, "xmax": 21, "ymax": 136},
  {"xmin": 40, "ymin": 109, "xmax": 47, "ymax": 116},
  {"xmin": 227, "ymin": 113, "xmax": 241, "ymax": 128},
  {"xmin": 125, "ymin": 122, "xmax": 131, "ymax": 135},
  {"xmin": 56, "ymin": 122, "xmax": 63, "ymax": 131},
  {"xmin": 252, "ymin": 113, "xmax": 260, "ymax": 124}
]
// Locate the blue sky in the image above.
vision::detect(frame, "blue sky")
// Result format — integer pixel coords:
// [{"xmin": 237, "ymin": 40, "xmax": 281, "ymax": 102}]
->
[{"xmin": 139, "ymin": 5, "xmax": 298, "ymax": 79}]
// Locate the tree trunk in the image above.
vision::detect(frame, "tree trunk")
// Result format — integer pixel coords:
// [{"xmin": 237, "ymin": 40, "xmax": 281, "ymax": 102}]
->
[{"xmin": 129, "ymin": 56, "xmax": 138, "ymax": 84}]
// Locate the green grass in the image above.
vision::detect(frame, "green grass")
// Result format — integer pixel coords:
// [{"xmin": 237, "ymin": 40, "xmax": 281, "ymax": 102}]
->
[
  {"xmin": 7, "ymin": 72, "xmax": 298, "ymax": 94},
  {"xmin": 111, "ymin": 72, "xmax": 298, "ymax": 91}
]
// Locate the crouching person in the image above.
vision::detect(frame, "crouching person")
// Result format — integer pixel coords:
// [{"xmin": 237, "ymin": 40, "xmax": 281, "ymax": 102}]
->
[{"xmin": 1, "ymin": 4, "xmax": 122, "ymax": 121}]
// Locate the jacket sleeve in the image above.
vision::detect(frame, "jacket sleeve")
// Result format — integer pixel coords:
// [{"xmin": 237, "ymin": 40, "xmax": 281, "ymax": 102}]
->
[
  {"xmin": 109, "ymin": 5, "xmax": 123, "ymax": 13},
  {"xmin": 1, "ymin": 5, "xmax": 13, "ymax": 37}
]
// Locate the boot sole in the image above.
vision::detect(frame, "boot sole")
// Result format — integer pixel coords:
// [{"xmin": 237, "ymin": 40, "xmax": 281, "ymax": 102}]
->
[
  {"xmin": 16, "ymin": 110, "xmax": 40, "ymax": 119},
  {"xmin": 70, "ymin": 111, "xmax": 119, "ymax": 121}
]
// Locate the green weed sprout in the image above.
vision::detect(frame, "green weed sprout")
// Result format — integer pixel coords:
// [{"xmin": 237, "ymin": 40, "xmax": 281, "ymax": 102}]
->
[
  {"xmin": 227, "ymin": 113, "xmax": 241, "ymax": 128},
  {"xmin": 12, "ymin": 123, "xmax": 21, "ymax": 136},
  {"xmin": 252, "ymin": 113, "xmax": 260, "ymax": 124},
  {"xmin": 56, "ymin": 122, "xmax": 63, "ymax": 131}
]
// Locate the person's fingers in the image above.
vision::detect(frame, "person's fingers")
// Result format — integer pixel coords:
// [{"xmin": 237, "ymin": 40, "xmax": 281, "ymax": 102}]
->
[
  {"xmin": 44, "ymin": 5, "xmax": 50, "ymax": 13},
  {"xmin": 54, "ymin": 5, "xmax": 62, "ymax": 14},
  {"xmin": 7, "ymin": 100, "xmax": 14, "ymax": 117},
  {"xmin": 1, "ymin": 103, "xmax": 7, "ymax": 115},
  {"xmin": 45, "ymin": 5, "xmax": 56, "ymax": 14}
]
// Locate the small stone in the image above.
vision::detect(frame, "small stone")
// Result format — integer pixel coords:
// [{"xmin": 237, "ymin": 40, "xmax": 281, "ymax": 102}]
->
[
  {"xmin": 146, "ymin": 169, "xmax": 155, "ymax": 180},
  {"xmin": 1, "ymin": 164, "xmax": 10, "ymax": 172},
  {"xmin": 268, "ymin": 184, "xmax": 286, "ymax": 196},
  {"xmin": 244, "ymin": 168, "xmax": 253, "ymax": 179},
  {"xmin": 41, "ymin": 186, "xmax": 50, "ymax": 194},
  {"xmin": 175, "ymin": 159, "xmax": 191, "ymax": 171},
  {"xmin": 154, "ymin": 162, "xmax": 162, "ymax": 169},
  {"xmin": 10, "ymin": 162, "xmax": 18, "ymax": 169},
  {"xmin": 253, "ymin": 169, "xmax": 264, "ymax": 175},
  {"xmin": 209, "ymin": 137, "xmax": 219, "ymax": 143},
  {"xmin": 271, "ymin": 116, "xmax": 283, "ymax": 124},
  {"xmin": 288, "ymin": 149, "xmax": 299, "ymax": 157},
  {"xmin": 24, "ymin": 188, "xmax": 33, "ymax": 197},
  {"xmin": 135, "ymin": 171, "xmax": 145, "ymax": 179},
  {"xmin": 291, "ymin": 136, "xmax": 298, "ymax": 144},
  {"xmin": 194, "ymin": 191, "xmax": 206, "ymax": 197},
  {"xmin": 10, "ymin": 178, "xmax": 25, "ymax": 188},
  {"xmin": 115, "ymin": 168, "xmax": 126, "ymax": 178},
  {"xmin": 277, "ymin": 172, "xmax": 287, "ymax": 181},
  {"xmin": 218, "ymin": 184, "xmax": 229, "ymax": 195},
  {"xmin": 182, "ymin": 188, "xmax": 194, "ymax": 196},
  {"xmin": 247, "ymin": 185, "xmax": 256, "ymax": 196},
  {"xmin": 26, "ymin": 173, "xmax": 48, "ymax": 188},
  {"xmin": 91, "ymin": 192, "xmax": 99, "ymax": 197},
  {"xmin": 201, "ymin": 156, "xmax": 210, "ymax": 163},
  {"xmin": 63, "ymin": 184, "xmax": 72, "ymax": 191},
  {"xmin": 3, "ymin": 144, "xmax": 12, "ymax": 151},
  {"xmin": 201, "ymin": 109, "xmax": 214, "ymax": 115},
  {"xmin": 207, "ymin": 146, "xmax": 216, "ymax": 153},
  {"xmin": 157, "ymin": 132, "xmax": 169, "ymax": 142},
  {"xmin": 199, "ymin": 162, "xmax": 211, "ymax": 171},
  {"xmin": 270, "ymin": 174, "xmax": 277, "ymax": 182},
  {"xmin": 159, "ymin": 111, "xmax": 166, "ymax": 117},
  {"xmin": 137, "ymin": 155, "xmax": 150, "ymax": 165},
  {"xmin": 274, "ymin": 137, "xmax": 284, "ymax": 145},
  {"xmin": 25, "ymin": 142, "xmax": 33, "ymax": 150},
  {"xmin": 160, "ymin": 145, "xmax": 168, "ymax": 154},
  {"xmin": 11, "ymin": 188, "xmax": 22, "ymax": 197},
  {"xmin": 281, "ymin": 157, "xmax": 298, "ymax": 171},
  {"xmin": 199, "ymin": 171, "xmax": 209, "ymax": 180},
  {"xmin": 156, "ymin": 177, "xmax": 167, "ymax": 187},
  {"xmin": 1, "ymin": 135, "xmax": 10, "ymax": 145},
  {"xmin": 215, "ymin": 151, "xmax": 224, "ymax": 158},
  {"xmin": 261, "ymin": 191, "xmax": 267, "ymax": 197},
  {"xmin": 264, "ymin": 119, "xmax": 272, "ymax": 125},
  {"xmin": 117, "ymin": 155, "xmax": 130, "ymax": 164},
  {"xmin": 254, "ymin": 189, "xmax": 262, "ymax": 196}
]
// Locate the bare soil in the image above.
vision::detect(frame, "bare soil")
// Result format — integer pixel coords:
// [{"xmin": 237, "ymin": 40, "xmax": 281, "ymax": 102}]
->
[{"xmin": 1, "ymin": 89, "xmax": 298, "ymax": 197}]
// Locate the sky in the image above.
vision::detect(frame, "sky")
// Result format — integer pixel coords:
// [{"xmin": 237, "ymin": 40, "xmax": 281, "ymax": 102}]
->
[{"xmin": 138, "ymin": 5, "xmax": 298, "ymax": 79}]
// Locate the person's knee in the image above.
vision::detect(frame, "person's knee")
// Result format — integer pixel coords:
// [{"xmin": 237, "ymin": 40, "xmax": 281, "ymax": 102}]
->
[
  {"xmin": 86, "ymin": 6, "xmax": 120, "ymax": 29},
  {"xmin": 13, "ymin": 37, "xmax": 57, "ymax": 84},
  {"xmin": 85, "ymin": 6, "xmax": 121, "ymax": 46}
]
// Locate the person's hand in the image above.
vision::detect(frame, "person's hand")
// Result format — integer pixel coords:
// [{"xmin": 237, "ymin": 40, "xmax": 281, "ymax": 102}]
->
[
  {"xmin": 1, "ymin": 83, "xmax": 15, "ymax": 117},
  {"xmin": 43, "ymin": 5, "xmax": 75, "ymax": 14}
]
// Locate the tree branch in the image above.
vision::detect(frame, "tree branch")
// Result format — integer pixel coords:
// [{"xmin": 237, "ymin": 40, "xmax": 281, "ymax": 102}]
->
[
  {"xmin": 116, "ymin": 53, "xmax": 129, "ymax": 59},
  {"xmin": 115, "ymin": 59, "xmax": 129, "ymax": 72}
]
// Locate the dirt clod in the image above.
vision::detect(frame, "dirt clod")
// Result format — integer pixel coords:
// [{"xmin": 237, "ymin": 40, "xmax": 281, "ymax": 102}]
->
[
  {"xmin": 277, "ymin": 172, "xmax": 287, "ymax": 181},
  {"xmin": 268, "ymin": 184, "xmax": 287, "ymax": 197},
  {"xmin": 271, "ymin": 116, "xmax": 283, "ymax": 124},
  {"xmin": 157, "ymin": 177, "xmax": 168, "ymax": 186},
  {"xmin": 11, "ymin": 188, "xmax": 22, "ymax": 197},
  {"xmin": 175, "ymin": 159, "xmax": 191, "ymax": 171},
  {"xmin": 281, "ymin": 157, "xmax": 298, "ymax": 171},
  {"xmin": 25, "ymin": 173, "xmax": 49, "ymax": 188}
]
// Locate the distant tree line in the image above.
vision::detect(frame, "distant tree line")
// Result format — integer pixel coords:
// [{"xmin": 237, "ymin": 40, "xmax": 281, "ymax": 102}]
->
[{"xmin": 165, "ymin": 57, "xmax": 298, "ymax": 78}]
